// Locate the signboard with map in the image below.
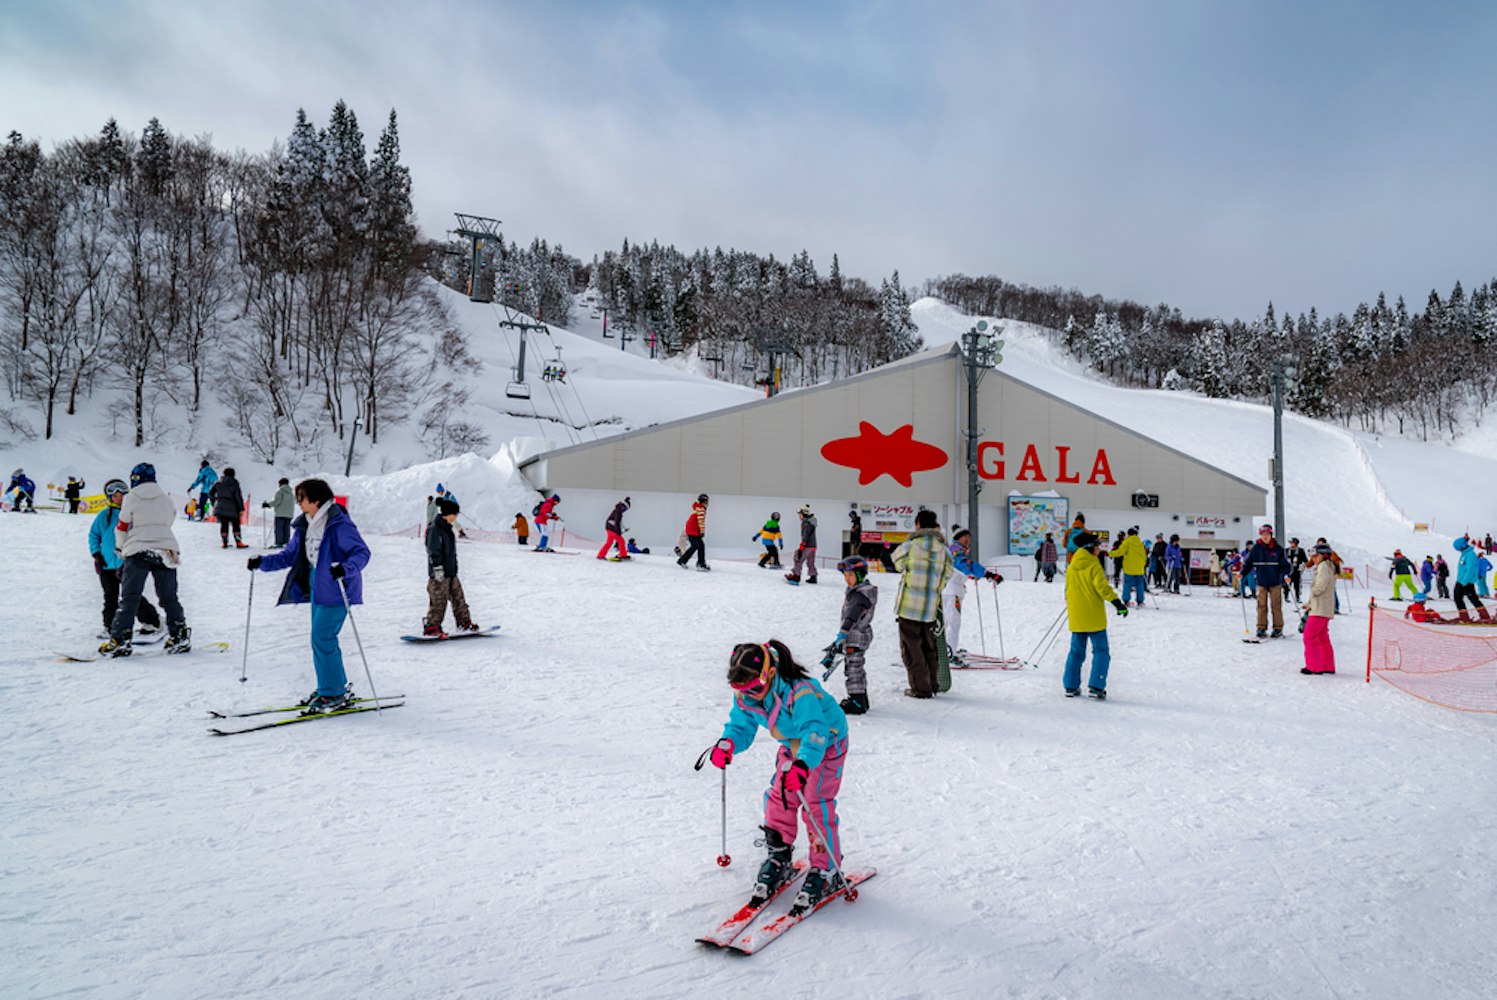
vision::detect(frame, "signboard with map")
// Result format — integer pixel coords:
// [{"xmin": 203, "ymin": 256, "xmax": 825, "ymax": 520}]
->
[{"xmin": 1007, "ymin": 496, "xmax": 1069, "ymax": 555}]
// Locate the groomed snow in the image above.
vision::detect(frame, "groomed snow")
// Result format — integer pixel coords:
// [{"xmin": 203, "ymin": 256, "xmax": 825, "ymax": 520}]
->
[{"xmin": 3, "ymin": 512, "xmax": 1495, "ymax": 999}]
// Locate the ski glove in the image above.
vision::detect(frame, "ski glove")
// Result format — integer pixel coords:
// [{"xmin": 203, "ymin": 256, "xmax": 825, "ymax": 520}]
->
[
  {"xmin": 1112, "ymin": 599, "xmax": 1129, "ymax": 618},
  {"xmin": 779, "ymin": 759, "xmax": 810, "ymax": 804},
  {"xmin": 709, "ymin": 739, "xmax": 734, "ymax": 769},
  {"xmin": 986, "ymin": 571, "xmax": 1004, "ymax": 583},
  {"xmin": 92, "ymin": 552, "xmax": 105, "ymax": 575},
  {"xmin": 329, "ymin": 563, "xmax": 346, "ymax": 579},
  {"xmin": 246, "ymin": 556, "xmax": 262, "ymax": 571}
]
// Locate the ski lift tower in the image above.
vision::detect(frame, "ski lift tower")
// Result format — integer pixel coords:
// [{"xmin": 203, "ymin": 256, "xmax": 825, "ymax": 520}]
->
[{"xmin": 452, "ymin": 213, "xmax": 503, "ymax": 302}]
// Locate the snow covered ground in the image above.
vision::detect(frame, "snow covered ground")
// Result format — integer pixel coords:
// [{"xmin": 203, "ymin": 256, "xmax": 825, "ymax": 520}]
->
[
  {"xmin": 3, "ymin": 510, "xmax": 1496, "ymax": 1000},
  {"xmin": 6, "ymin": 298, "xmax": 1497, "ymax": 999}
]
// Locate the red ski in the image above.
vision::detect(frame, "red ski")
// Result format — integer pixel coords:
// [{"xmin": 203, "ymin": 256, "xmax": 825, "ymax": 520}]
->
[
  {"xmin": 695, "ymin": 861, "xmax": 807, "ymax": 948},
  {"xmin": 725, "ymin": 868, "xmax": 876, "ymax": 955}
]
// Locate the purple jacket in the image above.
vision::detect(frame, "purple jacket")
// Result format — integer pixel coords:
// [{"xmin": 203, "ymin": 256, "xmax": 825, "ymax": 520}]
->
[{"xmin": 257, "ymin": 502, "xmax": 371, "ymax": 606}]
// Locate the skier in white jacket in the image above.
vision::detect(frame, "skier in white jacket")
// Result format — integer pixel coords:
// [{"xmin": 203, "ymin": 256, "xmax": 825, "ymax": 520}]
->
[{"xmin": 100, "ymin": 462, "xmax": 191, "ymax": 657}]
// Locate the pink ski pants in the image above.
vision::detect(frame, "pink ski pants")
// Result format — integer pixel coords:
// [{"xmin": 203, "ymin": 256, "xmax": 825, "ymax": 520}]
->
[
  {"xmin": 764, "ymin": 740, "xmax": 847, "ymax": 870},
  {"xmin": 1302, "ymin": 615, "xmax": 1336, "ymax": 673}
]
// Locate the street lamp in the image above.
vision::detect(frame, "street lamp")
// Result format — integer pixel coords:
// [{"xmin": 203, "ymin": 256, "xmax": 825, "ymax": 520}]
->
[
  {"xmin": 1270, "ymin": 355, "xmax": 1296, "ymax": 539},
  {"xmin": 960, "ymin": 321, "xmax": 1004, "ymax": 556}
]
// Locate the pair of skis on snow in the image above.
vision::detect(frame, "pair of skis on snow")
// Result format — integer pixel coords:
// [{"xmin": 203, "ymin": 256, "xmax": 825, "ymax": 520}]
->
[
  {"xmin": 207, "ymin": 695, "xmax": 406, "ymax": 735},
  {"xmin": 695, "ymin": 863, "xmax": 876, "ymax": 955}
]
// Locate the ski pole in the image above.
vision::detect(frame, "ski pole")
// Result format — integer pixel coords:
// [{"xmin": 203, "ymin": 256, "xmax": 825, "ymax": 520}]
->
[
  {"xmin": 239, "ymin": 570, "xmax": 254, "ymax": 683},
  {"xmin": 795, "ymin": 787, "xmax": 857, "ymax": 902},
  {"xmin": 1239, "ymin": 580, "xmax": 1252, "ymax": 636},
  {"xmin": 719, "ymin": 768, "xmax": 731, "ymax": 867},
  {"xmin": 1023, "ymin": 606, "xmax": 1068, "ymax": 668},
  {"xmin": 337, "ymin": 575, "xmax": 385, "ymax": 711},
  {"xmin": 992, "ymin": 581, "xmax": 1006, "ymax": 660}
]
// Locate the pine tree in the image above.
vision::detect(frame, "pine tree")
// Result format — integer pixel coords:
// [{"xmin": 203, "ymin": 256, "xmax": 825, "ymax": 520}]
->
[{"xmin": 367, "ymin": 109, "xmax": 415, "ymax": 281}]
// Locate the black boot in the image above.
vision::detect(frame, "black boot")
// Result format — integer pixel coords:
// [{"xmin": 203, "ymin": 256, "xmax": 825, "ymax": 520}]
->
[
  {"xmin": 750, "ymin": 827, "xmax": 794, "ymax": 906},
  {"xmin": 839, "ymin": 692, "xmax": 869, "ymax": 715},
  {"xmin": 789, "ymin": 867, "xmax": 842, "ymax": 915}
]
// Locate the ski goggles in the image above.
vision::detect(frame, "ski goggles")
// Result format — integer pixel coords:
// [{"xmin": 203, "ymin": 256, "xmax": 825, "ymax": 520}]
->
[{"xmin": 730, "ymin": 643, "xmax": 777, "ymax": 695}]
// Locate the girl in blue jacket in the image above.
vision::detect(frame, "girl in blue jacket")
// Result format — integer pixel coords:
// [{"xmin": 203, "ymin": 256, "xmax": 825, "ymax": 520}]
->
[
  {"xmin": 707, "ymin": 640, "xmax": 849, "ymax": 913},
  {"xmin": 247, "ymin": 478, "xmax": 372, "ymax": 712},
  {"xmin": 88, "ymin": 478, "xmax": 162, "ymax": 636}
]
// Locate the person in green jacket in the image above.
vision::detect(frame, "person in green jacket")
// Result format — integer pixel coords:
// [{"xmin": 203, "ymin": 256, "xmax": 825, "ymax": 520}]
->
[
  {"xmin": 892, "ymin": 509, "xmax": 954, "ymax": 699},
  {"xmin": 261, "ymin": 478, "xmax": 295, "ymax": 547},
  {"xmin": 1064, "ymin": 532, "xmax": 1129, "ymax": 700}
]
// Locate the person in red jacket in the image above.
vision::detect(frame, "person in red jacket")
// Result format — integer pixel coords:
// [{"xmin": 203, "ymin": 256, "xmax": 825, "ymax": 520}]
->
[
  {"xmin": 676, "ymin": 493, "xmax": 710, "ymax": 572},
  {"xmin": 534, "ymin": 494, "xmax": 560, "ymax": 552}
]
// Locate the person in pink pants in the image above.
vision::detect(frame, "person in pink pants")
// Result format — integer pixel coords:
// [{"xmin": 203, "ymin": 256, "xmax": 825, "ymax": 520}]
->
[
  {"xmin": 596, "ymin": 497, "xmax": 630, "ymax": 560},
  {"xmin": 1300, "ymin": 543, "xmax": 1338, "ymax": 675}
]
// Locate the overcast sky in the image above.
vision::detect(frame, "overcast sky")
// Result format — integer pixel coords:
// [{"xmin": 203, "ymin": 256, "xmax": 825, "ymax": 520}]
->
[{"xmin": 4, "ymin": 0, "xmax": 1494, "ymax": 319}]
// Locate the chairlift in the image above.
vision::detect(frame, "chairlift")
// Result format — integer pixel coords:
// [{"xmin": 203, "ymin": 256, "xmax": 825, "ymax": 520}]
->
[{"xmin": 505, "ymin": 374, "xmax": 532, "ymax": 400}]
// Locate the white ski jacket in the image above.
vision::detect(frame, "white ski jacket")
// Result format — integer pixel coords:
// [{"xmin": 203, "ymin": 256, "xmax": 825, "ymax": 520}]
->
[{"xmin": 116, "ymin": 483, "xmax": 181, "ymax": 561}]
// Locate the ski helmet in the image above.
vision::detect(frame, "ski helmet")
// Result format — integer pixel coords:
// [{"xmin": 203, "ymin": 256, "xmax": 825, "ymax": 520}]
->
[
  {"xmin": 836, "ymin": 555, "xmax": 869, "ymax": 581},
  {"xmin": 697, "ymin": 493, "xmax": 709, "ymax": 504},
  {"xmin": 770, "ymin": 511, "xmax": 780, "ymax": 521},
  {"xmin": 130, "ymin": 462, "xmax": 156, "ymax": 486},
  {"xmin": 104, "ymin": 478, "xmax": 128, "ymax": 497},
  {"xmin": 798, "ymin": 505, "xmax": 812, "ymax": 517}
]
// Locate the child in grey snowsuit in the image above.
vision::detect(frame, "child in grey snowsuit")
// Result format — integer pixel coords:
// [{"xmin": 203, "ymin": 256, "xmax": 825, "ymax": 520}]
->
[{"xmin": 832, "ymin": 555, "xmax": 878, "ymax": 715}]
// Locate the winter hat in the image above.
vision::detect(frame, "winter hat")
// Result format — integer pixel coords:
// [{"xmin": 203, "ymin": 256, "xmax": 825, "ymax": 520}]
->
[
  {"xmin": 1413, "ymin": 591, "xmax": 1428, "ymax": 602},
  {"xmin": 1313, "ymin": 543, "xmax": 1333, "ymax": 556},
  {"xmin": 1075, "ymin": 531, "xmax": 1100, "ymax": 549},
  {"xmin": 1259, "ymin": 524, "xmax": 1273, "ymax": 536},
  {"xmin": 1393, "ymin": 549, "xmax": 1403, "ymax": 557},
  {"xmin": 1453, "ymin": 537, "xmax": 1469, "ymax": 552},
  {"xmin": 697, "ymin": 493, "xmax": 710, "ymax": 504},
  {"xmin": 622, "ymin": 496, "xmax": 631, "ymax": 508},
  {"xmin": 130, "ymin": 462, "xmax": 156, "ymax": 486},
  {"xmin": 438, "ymin": 498, "xmax": 460, "ymax": 516},
  {"xmin": 953, "ymin": 528, "xmax": 972, "ymax": 543},
  {"xmin": 798, "ymin": 505, "xmax": 812, "ymax": 517}
]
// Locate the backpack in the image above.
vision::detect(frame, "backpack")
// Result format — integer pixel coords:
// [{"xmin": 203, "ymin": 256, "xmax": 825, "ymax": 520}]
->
[{"xmin": 532, "ymin": 501, "xmax": 542, "ymax": 517}]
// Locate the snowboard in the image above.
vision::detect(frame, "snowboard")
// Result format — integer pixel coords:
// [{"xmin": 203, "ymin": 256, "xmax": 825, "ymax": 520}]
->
[
  {"xmin": 400, "ymin": 625, "xmax": 502, "ymax": 642},
  {"xmin": 934, "ymin": 606, "xmax": 952, "ymax": 693}
]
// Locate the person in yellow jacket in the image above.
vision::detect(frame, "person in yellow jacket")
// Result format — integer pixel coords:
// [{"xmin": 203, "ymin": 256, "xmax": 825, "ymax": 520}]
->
[
  {"xmin": 1064, "ymin": 532, "xmax": 1129, "ymax": 700},
  {"xmin": 1112, "ymin": 527, "xmax": 1150, "ymax": 608}
]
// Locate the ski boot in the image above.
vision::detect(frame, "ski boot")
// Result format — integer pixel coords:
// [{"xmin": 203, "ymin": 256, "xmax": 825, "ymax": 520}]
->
[
  {"xmin": 749, "ymin": 827, "xmax": 794, "ymax": 906},
  {"xmin": 301, "ymin": 690, "xmax": 353, "ymax": 715},
  {"xmin": 456, "ymin": 622, "xmax": 481, "ymax": 633},
  {"xmin": 1270, "ymin": 629, "xmax": 1284, "ymax": 638},
  {"xmin": 164, "ymin": 626, "xmax": 192, "ymax": 654},
  {"xmin": 1088, "ymin": 686, "xmax": 1107, "ymax": 701},
  {"xmin": 98, "ymin": 636, "xmax": 132, "ymax": 658},
  {"xmin": 422, "ymin": 621, "xmax": 447, "ymax": 639},
  {"xmin": 788, "ymin": 867, "xmax": 842, "ymax": 916},
  {"xmin": 1065, "ymin": 688, "xmax": 1080, "ymax": 698},
  {"xmin": 839, "ymin": 692, "xmax": 869, "ymax": 715}
]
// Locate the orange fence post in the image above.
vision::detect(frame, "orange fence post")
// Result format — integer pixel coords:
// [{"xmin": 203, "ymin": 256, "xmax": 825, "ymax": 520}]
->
[{"xmin": 1365, "ymin": 597, "xmax": 1376, "ymax": 683}]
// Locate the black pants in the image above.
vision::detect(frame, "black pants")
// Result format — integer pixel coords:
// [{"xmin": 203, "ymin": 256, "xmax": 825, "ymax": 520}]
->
[
  {"xmin": 98, "ymin": 565, "xmax": 161, "ymax": 630},
  {"xmin": 112, "ymin": 552, "xmax": 185, "ymax": 640},
  {"xmin": 1453, "ymin": 582, "xmax": 1485, "ymax": 614},
  {"xmin": 1288, "ymin": 570, "xmax": 1302, "ymax": 602},
  {"xmin": 274, "ymin": 516, "xmax": 291, "ymax": 547},
  {"xmin": 1437, "ymin": 576, "xmax": 1450, "ymax": 598},
  {"xmin": 219, "ymin": 514, "xmax": 243, "ymax": 543},
  {"xmin": 757, "ymin": 546, "xmax": 781, "ymax": 568},
  {"xmin": 68, "ymin": 499, "xmax": 81, "ymax": 513},
  {"xmin": 677, "ymin": 535, "xmax": 707, "ymax": 568}
]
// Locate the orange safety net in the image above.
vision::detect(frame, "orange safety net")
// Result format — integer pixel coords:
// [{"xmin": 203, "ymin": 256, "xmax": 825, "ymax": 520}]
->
[{"xmin": 1368, "ymin": 606, "xmax": 1497, "ymax": 712}]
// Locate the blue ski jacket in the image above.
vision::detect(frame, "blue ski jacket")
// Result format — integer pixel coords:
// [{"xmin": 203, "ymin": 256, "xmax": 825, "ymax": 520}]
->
[
  {"xmin": 1454, "ymin": 537, "xmax": 1481, "ymax": 585},
  {"xmin": 721, "ymin": 673, "xmax": 847, "ymax": 770},
  {"xmin": 88, "ymin": 504, "xmax": 125, "ymax": 569}
]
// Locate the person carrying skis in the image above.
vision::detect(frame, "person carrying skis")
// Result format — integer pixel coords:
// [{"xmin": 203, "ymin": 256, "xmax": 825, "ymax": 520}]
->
[
  {"xmin": 828, "ymin": 555, "xmax": 878, "ymax": 715},
  {"xmin": 1450, "ymin": 537, "xmax": 1490, "ymax": 622},
  {"xmin": 753, "ymin": 512, "xmax": 784, "ymax": 569},
  {"xmin": 100, "ymin": 463, "xmax": 191, "ymax": 657},
  {"xmin": 64, "ymin": 476, "xmax": 85, "ymax": 514},
  {"xmin": 706, "ymin": 640, "xmax": 850, "ymax": 914},
  {"xmin": 89, "ymin": 477, "xmax": 162, "ymax": 639},
  {"xmin": 262, "ymin": 477, "xmax": 295, "ymax": 547},
  {"xmin": 1388, "ymin": 549, "xmax": 1418, "ymax": 600},
  {"xmin": 533, "ymin": 493, "xmax": 561, "ymax": 552},
  {"xmin": 210, "ymin": 467, "xmax": 248, "ymax": 549},
  {"xmin": 1113, "ymin": 527, "xmax": 1149, "ymax": 608},
  {"xmin": 1435, "ymin": 554, "xmax": 1451, "ymax": 598},
  {"xmin": 422, "ymin": 497, "xmax": 478, "ymax": 637},
  {"xmin": 784, "ymin": 506, "xmax": 818, "ymax": 584},
  {"xmin": 942, "ymin": 528, "xmax": 1002, "ymax": 664},
  {"xmin": 513, "ymin": 512, "xmax": 530, "ymax": 547},
  {"xmin": 247, "ymin": 480, "xmax": 372, "ymax": 713},
  {"xmin": 7, "ymin": 468, "xmax": 35, "ymax": 511},
  {"xmin": 676, "ymin": 493, "xmax": 711, "ymax": 571},
  {"xmin": 187, "ymin": 460, "xmax": 217, "ymax": 521},
  {"xmin": 1063, "ymin": 531, "xmax": 1127, "ymax": 699},
  {"xmin": 597, "ymin": 496, "xmax": 631, "ymax": 560},
  {"xmin": 1300, "ymin": 543, "xmax": 1338, "ymax": 674}
]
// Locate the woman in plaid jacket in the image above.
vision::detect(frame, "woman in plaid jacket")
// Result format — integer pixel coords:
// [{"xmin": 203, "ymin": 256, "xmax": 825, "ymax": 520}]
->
[{"xmin": 891, "ymin": 510, "xmax": 953, "ymax": 699}]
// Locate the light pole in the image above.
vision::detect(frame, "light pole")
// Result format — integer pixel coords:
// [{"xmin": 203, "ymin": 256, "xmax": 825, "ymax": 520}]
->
[
  {"xmin": 1270, "ymin": 355, "xmax": 1296, "ymax": 539},
  {"xmin": 344, "ymin": 417, "xmax": 362, "ymax": 477},
  {"xmin": 960, "ymin": 321, "xmax": 1004, "ymax": 557}
]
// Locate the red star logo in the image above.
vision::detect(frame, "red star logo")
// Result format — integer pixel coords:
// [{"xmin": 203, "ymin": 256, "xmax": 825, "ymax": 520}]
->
[{"xmin": 820, "ymin": 422, "xmax": 949, "ymax": 487}]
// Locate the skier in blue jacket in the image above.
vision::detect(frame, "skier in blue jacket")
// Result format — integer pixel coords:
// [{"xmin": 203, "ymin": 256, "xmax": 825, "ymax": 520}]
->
[
  {"xmin": 187, "ymin": 461, "xmax": 218, "ymax": 521},
  {"xmin": 247, "ymin": 479, "xmax": 372, "ymax": 712},
  {"xmin": 1451, "ymin": 536, "xmax": 1491, "ymax": 622},
  {"xmin": 706, "ymin": 640, "xmax": 850, "ymax": 915},
  {"xmin": 88, "ymin": 478, "xmax": 162, "ymax": 636},
  {"xmin": 8, "ymin": 469, "xmax": 36, "ymax": 511}
]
